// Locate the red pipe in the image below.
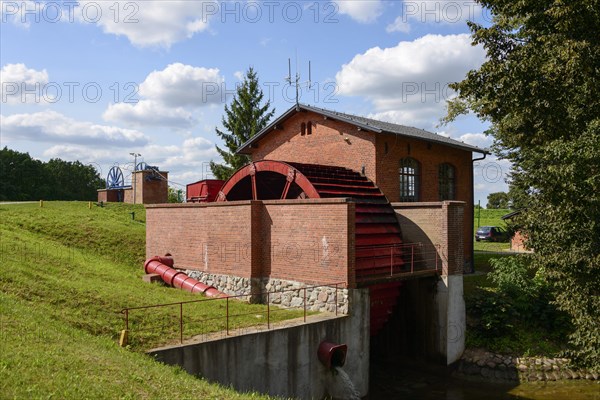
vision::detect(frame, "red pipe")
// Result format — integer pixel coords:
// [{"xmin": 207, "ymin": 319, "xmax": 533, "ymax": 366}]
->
[{"xmin": 144, "ymin": 256, "xmax": 227, "ymax": 298}]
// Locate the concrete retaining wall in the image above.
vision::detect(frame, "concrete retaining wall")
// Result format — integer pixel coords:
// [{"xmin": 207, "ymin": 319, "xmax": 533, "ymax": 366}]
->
[{"xmin": 149, "ymin": 289, "xmax": 370, "ymax": 399}]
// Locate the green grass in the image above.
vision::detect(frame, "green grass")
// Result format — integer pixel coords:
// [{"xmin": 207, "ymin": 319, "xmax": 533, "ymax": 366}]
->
[
  {"xmin": 0, "ymin": 293, "xmax": 271, "ymax": 399},
  {"xmin": 465, "ymin": 250, "xmax": 566, "ymax": 357},
  {"xmin": 473, "ymin": 208, "xmax": 512, "ymax": 252},
  {"xmin": 0, "ymin": 201, "xmax": 303, "ymax": 398}
]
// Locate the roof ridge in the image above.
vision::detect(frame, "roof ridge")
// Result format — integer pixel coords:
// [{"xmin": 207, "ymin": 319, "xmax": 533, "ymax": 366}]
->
[
  {"xmin": 301, "ymin": 102, "xmax": 429, "ymax": 133},
  {"xmin": 237, "ymin": 103, "xmax": 489, "ymax": 155}
]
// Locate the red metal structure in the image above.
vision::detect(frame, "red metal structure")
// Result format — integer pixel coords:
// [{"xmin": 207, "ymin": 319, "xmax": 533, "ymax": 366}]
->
[
  {"xmin": 186, "ymin": 179, "xmax": 225, "ymax": 203},
  {"xmin": 216, "ymin": 160, "xmax": 408, "ymax": 335},
  {"xmin": 144, "ymin": 255, "xmax": 226, "ymax": 298}
]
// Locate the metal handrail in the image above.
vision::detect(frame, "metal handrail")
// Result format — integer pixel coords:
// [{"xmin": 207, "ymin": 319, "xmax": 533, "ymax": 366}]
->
[
  {"xmin": 120, "ymin": 282, "xmax": 346, "ymax": 345},
  {"xmin": 355, "ymin": 242, "xmax": 442, "ymax": 279}
]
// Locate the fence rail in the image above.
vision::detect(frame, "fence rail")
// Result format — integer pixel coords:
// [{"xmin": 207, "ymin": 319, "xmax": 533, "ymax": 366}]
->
[
  {"xmin": 355, "ymin": 242, "xmax": 442, "ymax": 282},
  {"xmin": 120, "ymin": 282, "xmax": 345, "ymax": 347}
]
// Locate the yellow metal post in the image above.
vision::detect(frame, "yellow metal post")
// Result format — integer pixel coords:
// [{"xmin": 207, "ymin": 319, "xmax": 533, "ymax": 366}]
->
[
  {"xmin": 119, "ymin": 329, "xmax": 129, "ymax": 347},
  {"xmin": 39, "ymin": 200, "xmax": 43, "ymax": 207}
]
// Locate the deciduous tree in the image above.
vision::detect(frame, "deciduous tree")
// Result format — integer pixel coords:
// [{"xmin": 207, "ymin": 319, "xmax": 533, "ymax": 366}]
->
[
  {"xmin": 0, "ymin": 147, "xmax": 104, "ymax": 201},
  {"xmin": 445, "ymin": 0, "xmax": 600, "ymax": 367},
  {"xmin": 486, "ymin": 191, "xmax": 509, "ymax": 209}
]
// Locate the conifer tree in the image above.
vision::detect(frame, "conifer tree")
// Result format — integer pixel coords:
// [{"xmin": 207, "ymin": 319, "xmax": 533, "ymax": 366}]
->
[{"xmin": 210, "ymin": 67, "xmax": 275, "ymax": 180}]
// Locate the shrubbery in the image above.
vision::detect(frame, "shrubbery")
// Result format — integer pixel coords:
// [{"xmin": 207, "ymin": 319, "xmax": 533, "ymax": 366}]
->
[{"xmin": 466, "ymin": 255, "xmax": 570, "ymax": 355}]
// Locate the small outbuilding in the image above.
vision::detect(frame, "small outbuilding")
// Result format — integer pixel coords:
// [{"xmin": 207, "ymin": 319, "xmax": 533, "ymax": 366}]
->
[{"xmin": 501, "ymin": 210, "xmax": 530, "ymax": 252}]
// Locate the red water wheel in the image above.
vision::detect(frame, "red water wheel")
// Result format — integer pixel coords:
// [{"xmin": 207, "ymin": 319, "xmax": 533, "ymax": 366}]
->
[
  {"xmin": 217, "ymin": 160, "xmax": 406, "ymax": 335},
  {"xmin": 216, "ymin": 160, "xmax": 320, "ymax": 201},
  {"xmin": 216, "ymin": 160, "xmax": 406, "ymax": 278}
]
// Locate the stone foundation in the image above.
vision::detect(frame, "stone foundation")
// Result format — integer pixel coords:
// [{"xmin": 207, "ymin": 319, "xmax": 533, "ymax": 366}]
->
[
  {"xmin": 184, "ymin": 270, "xmax": 253, "ymax": 298},
  {"xmin": 454, "ymin": 349, "xmax": 599, "ymax": 382},
  {"xmin": 183, "ymin": 270, "xmax": 349, "ymax": 314}
]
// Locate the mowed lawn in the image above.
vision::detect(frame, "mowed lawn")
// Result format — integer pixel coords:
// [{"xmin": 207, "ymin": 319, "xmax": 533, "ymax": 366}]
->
[
  {"xmin": 473, "ymin": 208, "xmax": 512, "ymax": 252},
  {"xmin": 0, "ymin": 201, "xmax": 298, "ymax": 399}
]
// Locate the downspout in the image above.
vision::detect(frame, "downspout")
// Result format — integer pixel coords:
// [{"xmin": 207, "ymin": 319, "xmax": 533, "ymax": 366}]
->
[{"xmin": 470, "ymin": 151, "xmax": 488, "ymax": 273}]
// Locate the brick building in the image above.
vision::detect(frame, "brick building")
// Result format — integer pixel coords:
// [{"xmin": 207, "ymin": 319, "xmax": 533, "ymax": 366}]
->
[
  {"xmin": 237, "ymin": 104, "xmax": 488, "ymax": 271},
  {"xmin": 145, "ymin": 104, "xmax": 488, "ymax": 374},
  {"xmin": 97, "ymin": 168, "xmax": 168, "ymax": 204}
]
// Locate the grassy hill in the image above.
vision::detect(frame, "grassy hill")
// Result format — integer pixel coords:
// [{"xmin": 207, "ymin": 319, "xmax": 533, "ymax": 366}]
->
[
  {"xmin": 0, "ymin": 202, "xmax": 295, "ymax": 399},
  {"xmin": 473, "ymin": 208, "xmax": 512, "ymax": 253}
]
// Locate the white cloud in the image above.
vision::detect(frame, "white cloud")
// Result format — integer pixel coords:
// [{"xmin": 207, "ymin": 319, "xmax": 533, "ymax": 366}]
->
[
  {"xmin": 76, "ymin": 0, "xmax": 216, "ymax": 48},
  {"xmin": 133, "ymin": 137, "xmax": 219, "ymax": 185},
  {"xmin": 116, "ymin": 137, "xmax": 217, "ymax": 172},
  {"xmin": 104, "ymin": 100, "xmax": 197, "ymax": 129},
  {"xmin": 161, "ymin": 137, "xmax": 220, "ymax": 185},
  {"xmin": 103, "ymin": 63, "xmax": 225, "ymax": 128},
  {"xmin": 336, "ymin": 34, "xmax": 486, "ymax": 128},
  {"xmin": 386, "ymin": 16, "xmax": 411, "ymax": 33},
  {"xmin": 40, "ymin": 135, "xmax": 219, "ymax": 186},
  {"xmin": 1, "ymin": 110, "xmax": 148, "ymax": 146},
  {"xmin": 234, "ymin": 71, "xmax": 244, "ymax": 81},
  {"xmin": 160, "ymin": 137, "xmax": 218, "ymax": 169},
  {"xmin": 139, "ymin": 63, "xmax": 223, "ymax": 108},
  {"xmin": 334, "ymin": 0, "xmax": 383, "ymax": 23},
  {"xmin": 457, "ymin": 132, "xmax": 493, "ymax": 149},
  {"xmin": 1, "ymin": 63, "xmax": 49, "ymax": 104},
  {"xmin": 43, "ymin": 145, "xmax": 116, "ymax": 163},
  {"xmin": 474, "ymin": 154, "xmax": 511, "ymax": 202},
  {"xmin": 390, "ymin": 1, "xmax": 485, "ymax": 33}
]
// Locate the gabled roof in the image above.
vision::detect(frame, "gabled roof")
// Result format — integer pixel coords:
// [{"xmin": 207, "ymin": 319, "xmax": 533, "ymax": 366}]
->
[{"xmin": 237, "ymin": 103, "xmax": 489, "ymax": 155}]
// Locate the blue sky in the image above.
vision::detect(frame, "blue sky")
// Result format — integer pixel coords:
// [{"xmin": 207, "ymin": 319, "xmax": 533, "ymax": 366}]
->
[{"xmin": 1, "ymin": 0, "xmax": 509, "ymax": 204}]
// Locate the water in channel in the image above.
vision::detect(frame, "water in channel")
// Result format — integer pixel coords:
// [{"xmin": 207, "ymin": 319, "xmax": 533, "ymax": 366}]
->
[{"xmin": 366, "ymin": 361, "xmax": 599, "ymax": 400}]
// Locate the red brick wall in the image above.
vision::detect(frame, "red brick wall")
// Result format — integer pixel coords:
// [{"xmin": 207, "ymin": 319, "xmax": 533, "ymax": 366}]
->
[
  {"xmin": 146, "ymin": 199, "xmax": 352, "ymax": 287},
  {"xmin": 250, "ymin": 111, "xmax": 378, "ymax": 183},
  {"xmin": 123, "ymin": 188, "xmax": 133, "ymax": 203},
  {"xmin": 260, "ymin": 199, "xmax": 353, "ymax": 287},
  {"xmin": 146, "ymin": 201, "xmax": 257, "ymax": 278},
  {"xmin": 375, "ymin": 133, "xmax": 471, "ymax": 203},
  {"xmin": 444, "ymin": 202, "xmax": 465, "ymax": 275},
  {"xmin": 98, "ymin": 171, "xmax": 168, "ymax": 204},
  {"xmin": 248, "ymin": 118, "xmax": 474, "ymax": 269},
  {"xmin": 97, "ymin": 189, "xmax": 122, "ymax": 202},
  {"xmin": 511, "ymin": 230, "xmax": 528, "ymax": 252},
  {"xmin": 393, "ymin": 201, "xmax": 465, "ymax": 275},
  {"xmin": 139, "ymin": 171, "xmax": 169, "ymax": 204},
  {"xmin": 376, "ymin": 133, "xmax": 473, "ymax": 268}
]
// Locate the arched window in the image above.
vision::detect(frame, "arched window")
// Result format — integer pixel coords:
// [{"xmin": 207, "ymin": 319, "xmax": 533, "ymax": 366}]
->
[
  {"xmin": 301, "ymin": 122, "xmax": 306, "ymax": 135},
  {"xmin": 399, "ymin": 158, "xmax": 420, "ymax": 202},
  {"xmin": 438, "ymin": 163, "xmax": 456, "ymax": 200}
]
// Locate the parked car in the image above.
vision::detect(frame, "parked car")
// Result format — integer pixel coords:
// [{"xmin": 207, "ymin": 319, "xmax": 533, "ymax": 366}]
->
[{"xmin": 475, "ymin": 226, "xmax": 509, "ymax": 242}]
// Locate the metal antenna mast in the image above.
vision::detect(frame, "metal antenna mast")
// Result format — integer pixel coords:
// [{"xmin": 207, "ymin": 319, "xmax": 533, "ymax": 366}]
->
[{"xmin": 285, "ymin": 57, "xmax": 312, "ymax": 106}]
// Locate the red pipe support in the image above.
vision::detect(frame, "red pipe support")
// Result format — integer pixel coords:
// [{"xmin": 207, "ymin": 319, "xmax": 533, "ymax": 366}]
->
[{"xmin": 144, "ymin": 256, "xmax": 227, "ymax": 298}]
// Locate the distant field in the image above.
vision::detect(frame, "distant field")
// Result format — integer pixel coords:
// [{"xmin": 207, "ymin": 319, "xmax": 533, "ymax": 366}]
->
[
  {"xmin": 0, "ymin": 201, "xmax": 296, "ymax": 399},
  {"xmin": 473, "ymin": 208, "xmax": 512, "ymax": 252}
]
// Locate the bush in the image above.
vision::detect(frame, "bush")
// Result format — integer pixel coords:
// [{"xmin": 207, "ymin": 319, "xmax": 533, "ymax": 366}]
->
[
  {"xmin": 466, "ymin": 287, "xmax": 516, "ymax": 338},
  {"xmin": 466, "ymin": 255, "xmax": 571, "ymax": 355},
  {"xmin": 488, "ymin": 256, "xmax": 569, "ymax": 333}
]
